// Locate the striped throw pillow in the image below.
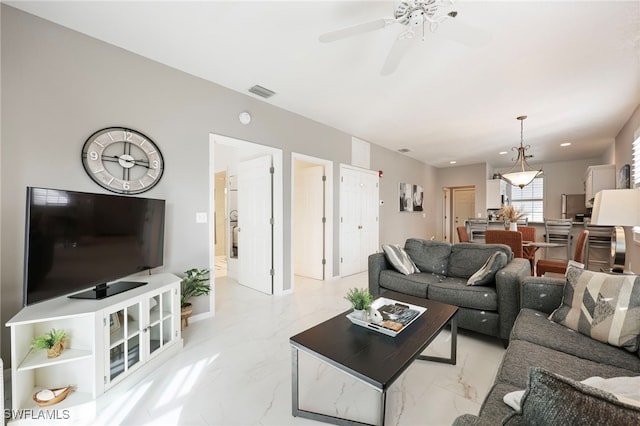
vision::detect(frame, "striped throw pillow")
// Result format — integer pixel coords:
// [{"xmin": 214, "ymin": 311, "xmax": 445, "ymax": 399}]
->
[
  {"xmin": 549, "ymin": 267, "xmax": 640, "ymax": 351},
  {"xmin": 382, "ymin": 244, "xmax": 420, "ymax": 275}
]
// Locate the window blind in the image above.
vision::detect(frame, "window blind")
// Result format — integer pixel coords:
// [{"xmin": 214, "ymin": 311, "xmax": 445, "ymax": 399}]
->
[{"xmin": 510, "ymin": 177, "xmax": 544, "ymax": 222}]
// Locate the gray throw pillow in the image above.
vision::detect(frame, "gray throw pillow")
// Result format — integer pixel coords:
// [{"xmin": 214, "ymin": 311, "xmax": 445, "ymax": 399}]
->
[
  {"xmin": 382, "ymin": 244, "xmax": 420, "ymax": 275},
  {"xmin": 466, "ymin": 251, "xmax": 507, "ymax": 286},
  {"xmin": 503, "ymin": 368, "xmax": 640, "ymax": 425},
  {"xmin": 549, "ymin": 266, "xmax": 640, "ymax": 351}
]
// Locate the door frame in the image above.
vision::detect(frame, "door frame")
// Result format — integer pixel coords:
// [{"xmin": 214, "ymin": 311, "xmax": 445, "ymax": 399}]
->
[
  {"xmin": 209, "ymin": 134, "xmax": 284, "ymax": 296},
  {"xmin": 291, "ymin": 153, "xmax": 334, "ymax": 286},
  {"xmin": 444, "ymin": 186, "xmax": 476, "ymax": 243}
]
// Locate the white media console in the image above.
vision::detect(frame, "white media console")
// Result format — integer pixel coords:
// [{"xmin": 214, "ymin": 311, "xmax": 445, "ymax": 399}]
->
[{"xmin": 6, "ymin": 273, "xmax": 183, "ymax": 424}]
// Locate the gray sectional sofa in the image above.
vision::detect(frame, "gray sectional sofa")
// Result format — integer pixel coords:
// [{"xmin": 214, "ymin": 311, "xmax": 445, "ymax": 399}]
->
[
  {"xmin": 454, "ymin": 274, "xmax": 640, "ymax": 425},
  {"xmin": 368, "ymin": 239, "xmax": 531, "ymax": 342}
]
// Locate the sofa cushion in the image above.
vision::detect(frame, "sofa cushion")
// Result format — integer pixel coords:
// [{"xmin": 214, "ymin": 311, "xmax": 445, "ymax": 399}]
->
[
  {"xmin": 404, "ymin": 239, "xmax": 451, "ymax": 275},
  {"xmin": 503, "ymin": 368, "xmax": 640, "ymax": 425},
  {"xmin": 428, "ymin": 278, "xmax": 498, "ymax": 311},
  {"xmin": 549, "ymin": 267, "xmax": 640, "ymax": 352},
  {"xmin": 475, "ymin": 382, "xmax": 521, "ymax": 424},
  {"xmin": 379, "ymin": 270, "xmax": 442, "ymax": 298},
  {"xmin": 447, "ymin": 243, "xmax": 512, "ymax": 279},
  {"xmin": 496, "ymin": 340, "xmax": 639, "ymax": 389},
  {"xmin": 467, "ymin": 251, "xmax": 508, "ymax": 286},
  {"xmin": 382, "ymin": 244, "xmax": 420, "ymax": 275},
  {"xmin": 511, "ymin": 309, "xmax": 640, "ymax": 372}
]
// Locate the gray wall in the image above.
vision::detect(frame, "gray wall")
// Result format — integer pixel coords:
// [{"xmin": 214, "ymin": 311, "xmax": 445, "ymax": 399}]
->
[
  {"xmin": 0, "ymin": 6, "xmax": 434, "ymax": 363},
  {"xmin": 372, "ymin": 146, "xmax": 437, "ymax": 245}
]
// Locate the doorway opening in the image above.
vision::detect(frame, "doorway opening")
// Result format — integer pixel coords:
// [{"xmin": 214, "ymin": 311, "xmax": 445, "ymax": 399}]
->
[
  {"xmin": 291, "ymin": 153, "xmax": 334, "ymax": 283},
  {"xmin": 210, "ymin": 134, "xmax": 284, "ymax": 296},
  {"xmin": 443, "ymin": 186, "xmax": 475, "ymax": 243}
]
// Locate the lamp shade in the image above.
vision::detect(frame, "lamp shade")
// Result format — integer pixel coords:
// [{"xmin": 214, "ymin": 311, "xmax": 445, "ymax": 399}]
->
[{"xmin": 591, "ymin": 188, "xmax": 640, "ymax": 226}]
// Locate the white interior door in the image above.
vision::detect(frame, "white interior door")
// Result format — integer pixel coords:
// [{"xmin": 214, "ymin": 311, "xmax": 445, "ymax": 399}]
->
[
  {"xmin": 340, "ymin": 165, "xmax": 379, "ymax": 277},
  {"xmin": 294, "ymin": 165, "xmax": 325, "ymax": 280},
  {"xmin": 359, "ymin": 172, "xmax": 379, "ymax": 271},
  {"xmin": 238, "ymin": 155, "xmax": 273, "ymax": 294}
]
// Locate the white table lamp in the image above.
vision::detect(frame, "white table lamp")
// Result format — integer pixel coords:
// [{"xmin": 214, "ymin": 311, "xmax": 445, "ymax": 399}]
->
[{"xmin": 590, "ymin": 188, "xmax": 640, "ymax": 273}]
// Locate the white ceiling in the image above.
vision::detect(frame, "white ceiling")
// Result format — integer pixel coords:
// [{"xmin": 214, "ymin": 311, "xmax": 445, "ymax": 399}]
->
[{"xmin": 8, "ymin": 1, "xmax": 640, "ymax": 168}]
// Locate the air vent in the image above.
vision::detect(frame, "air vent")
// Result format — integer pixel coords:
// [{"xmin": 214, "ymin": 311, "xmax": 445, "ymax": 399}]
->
[
  {"xmin": 248, "ymin": 85, "xmax": 276, "ymax": 99},
  {"xmin": 398, "ymin": 148, "xmax": 410, "ymax": 153}
]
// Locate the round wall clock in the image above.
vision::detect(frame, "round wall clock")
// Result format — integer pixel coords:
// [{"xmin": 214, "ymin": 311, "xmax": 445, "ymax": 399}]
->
[{"xmin": 81, "ymin": 127, "xmax": 164, "ymax": 194}]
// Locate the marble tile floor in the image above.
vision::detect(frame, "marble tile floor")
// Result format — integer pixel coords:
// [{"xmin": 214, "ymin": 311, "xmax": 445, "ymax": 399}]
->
[{"xmin": 91, "ymin": 272, "xmax": 506, "ymax": 426}]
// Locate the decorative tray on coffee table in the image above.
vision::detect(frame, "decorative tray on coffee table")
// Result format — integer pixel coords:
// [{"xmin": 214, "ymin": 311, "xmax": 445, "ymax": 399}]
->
[{"xmin": 346, "ymin": 297, "xmax": 427, "ymax": 337}]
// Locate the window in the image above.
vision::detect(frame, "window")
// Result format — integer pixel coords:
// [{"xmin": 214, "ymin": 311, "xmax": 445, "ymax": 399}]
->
[
  {"xmin": 510, "ymin": 177, "xmax": 544, "ymax": 222},
  {"xmin": 633, "ymin": 134, "xmax": 640, "ymax": 241},
  {"xmin": 633, "ymin": 135, "xmax": 640, "ymax": 188}
]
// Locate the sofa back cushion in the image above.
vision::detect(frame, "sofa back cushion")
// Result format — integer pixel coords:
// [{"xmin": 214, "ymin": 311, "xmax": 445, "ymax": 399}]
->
[
  {"xmin": 404, "ymin": 239, "xmax": 451, "ymax": 275},
  {"xmin": 447, "ymin": 243, "xmax": 513, "ymax": 279}
]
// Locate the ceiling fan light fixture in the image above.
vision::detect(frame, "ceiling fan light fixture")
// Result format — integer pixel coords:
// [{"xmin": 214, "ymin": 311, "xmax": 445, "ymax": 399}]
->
[{"xmin": 500, "ymin": 115, "xmax": 543, "ymax": 189}]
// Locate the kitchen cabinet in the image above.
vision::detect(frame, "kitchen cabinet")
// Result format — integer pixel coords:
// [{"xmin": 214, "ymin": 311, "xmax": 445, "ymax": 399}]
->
[
  {"xmin": 584, "ymin": 165, "xmax": 615, "ymax": 208},
  {"xmin": 486, "ymin": 179, "xmax": 509, "ymax": 209}
]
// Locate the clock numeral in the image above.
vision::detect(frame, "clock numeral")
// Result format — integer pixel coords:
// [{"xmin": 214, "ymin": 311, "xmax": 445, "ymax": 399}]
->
[
  {"xmin": 123, "ymin": 181, "xmax": 131, "ymax": 191},
  {"xmin": 152, "ymin": 160, "xmax": 159, "ymax": 169},
  {"xmin": 89, "ymin": 151, "xmax": 99, "ymax": 161},
  {"xmin": 123, "ymin": 131, "xmax": 132, "ymax": 142}
]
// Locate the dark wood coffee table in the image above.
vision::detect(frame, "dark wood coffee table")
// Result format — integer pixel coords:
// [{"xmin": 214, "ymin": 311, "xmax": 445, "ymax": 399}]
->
[{"xmin": 290, "ymin": 291, "xmax": 458, "ymax": 426}]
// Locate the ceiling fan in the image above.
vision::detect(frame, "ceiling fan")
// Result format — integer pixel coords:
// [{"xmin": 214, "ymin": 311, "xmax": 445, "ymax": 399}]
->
[{"xmin": 319, "ymin": 0, "xmax": 486, "ymax": 75}]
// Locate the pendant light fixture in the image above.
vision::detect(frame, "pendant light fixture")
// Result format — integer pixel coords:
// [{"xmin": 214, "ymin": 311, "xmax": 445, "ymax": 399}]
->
[{"xmin": 501, "ymin": 115, "xmax": 543, "ymax": 189}]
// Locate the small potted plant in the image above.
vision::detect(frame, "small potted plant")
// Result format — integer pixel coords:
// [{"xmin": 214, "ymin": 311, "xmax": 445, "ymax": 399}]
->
[
  {"xmin": 32, "ymin": 328, "xmax": 68, "ymax": 358},
  {"xmin": 345, "ymin": 288, "xmax": 373, "ymax": 320},
  {"xmin": 499, "ymin": 205, "xmax": 526, "ymax": 231},
  {"xmin": 180, "ymin": 268, "xmax": 211, "ymax": 328}
]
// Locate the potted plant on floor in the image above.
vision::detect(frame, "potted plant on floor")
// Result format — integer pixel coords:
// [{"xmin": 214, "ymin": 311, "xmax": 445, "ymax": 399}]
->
[
  {"xmin": 345, "ymin": 288, "xmax": 373, "ymax": 320},
  {"xmin": 32, "ymin": 328, "xmax": 68, "ymax": 358},
  {"xmin": 180, "ymin": 268, "xmax": 211, "ymax": 328}
]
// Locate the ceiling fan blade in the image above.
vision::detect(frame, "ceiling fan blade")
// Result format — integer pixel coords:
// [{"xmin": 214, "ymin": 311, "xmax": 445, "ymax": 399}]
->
[
  {"xmin": 319, "ymin": 18, "xmax": 396, "ymax": 43},
  {"xmin": 380, "ymin": 32, "xmax": 415, "ymax": 76}
]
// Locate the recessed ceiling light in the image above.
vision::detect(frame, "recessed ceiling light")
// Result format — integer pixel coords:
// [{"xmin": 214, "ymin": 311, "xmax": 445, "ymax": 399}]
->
[
  {"xmin": 449, "ymin": 160, "xmax": 457, "ymax": 164},
  {"xmin": 560, "ymin": 142, "xmax": 571, "ymax": 147},
  {"xmin": 499, "ymin": 151, "xmax": 508, "ymax": 155}
]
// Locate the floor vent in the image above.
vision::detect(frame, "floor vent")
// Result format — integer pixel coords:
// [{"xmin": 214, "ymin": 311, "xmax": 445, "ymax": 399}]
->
[{"xmin": 249, "ymin": 85, "xmax": 276, "ymax": 99}]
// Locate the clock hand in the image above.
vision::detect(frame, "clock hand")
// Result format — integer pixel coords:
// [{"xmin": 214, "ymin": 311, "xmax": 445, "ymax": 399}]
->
[{"xmin": 102, "ymin": 155, "xmax": 151, "ymax": 168}]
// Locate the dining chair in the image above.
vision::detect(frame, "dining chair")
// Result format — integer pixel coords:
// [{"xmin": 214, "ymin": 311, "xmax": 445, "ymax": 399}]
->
[
  {"xmin": 467, "ymin": 218, "xmax": 488, "ymax": 243},
  {"xmin": 536, "ymin": 230, "xmax": 589, "ymax": 276},
  {"xmin": 456, "ymin": 226, "xmax": 470, "ymax": 243},
  {"xmin": 485, "ymin": 230, "xmax": 523, "ymax": 258},
  {"xmin": 584, "ymin": 224, "xmax": 613, "ymax": 271},
  {"xmin": 544, "ymin": 218, "xmax": 573, "ymax": 260},
  {"xmin": 518, "ymin": 225, "xmax": 536, "ymax": 274}
]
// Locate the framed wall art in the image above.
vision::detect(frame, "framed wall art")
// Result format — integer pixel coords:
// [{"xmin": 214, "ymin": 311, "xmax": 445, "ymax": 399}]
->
[{"xmin": 399, "ymin": 183, "xmax": 423, "ymax": 212}]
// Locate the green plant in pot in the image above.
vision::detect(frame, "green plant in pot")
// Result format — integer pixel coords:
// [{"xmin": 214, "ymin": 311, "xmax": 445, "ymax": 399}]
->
[
  {"xmin": 32, "ymin": 328, "xmax": 68, "ymax": 358},
  {"xmin": 180, "ymin": 268, "xmax": 211, "ymax": 328},
  {"xmin": 345, "ymin": 288, "xmax": 373, "ymax": 320}
]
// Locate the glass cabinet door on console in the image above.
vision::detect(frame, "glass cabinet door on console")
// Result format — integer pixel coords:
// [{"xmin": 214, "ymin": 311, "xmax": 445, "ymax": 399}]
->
[
  {"xmin": 147, "ymin": 288, "xmax": 177, "ymax": 357},
  {"xmin": 103, "ymin": 284, "xmax": 179, "ymax": 390},
  {"xmin": 107, "ymin": 302, "xmax": 142, "ymax": 385}
]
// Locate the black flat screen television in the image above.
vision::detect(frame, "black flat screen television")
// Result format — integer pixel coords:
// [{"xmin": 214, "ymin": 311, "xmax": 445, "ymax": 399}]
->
[{"xmin": 23, "ymin": 187, "xmax": 165, "ymax": 306}]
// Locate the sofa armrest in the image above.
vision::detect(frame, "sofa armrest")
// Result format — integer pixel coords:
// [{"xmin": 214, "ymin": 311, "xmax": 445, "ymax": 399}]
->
[
  {"xmin": 495, "ymin": 258, "xmax": 531, "ymax": 340},
  {"xmin": 520, "ymin": 276, "xmax": 565, "ymax": 314},
  {"xmin": 368, "ymin": 252, "xmax": 390, "ymax": 297}
]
